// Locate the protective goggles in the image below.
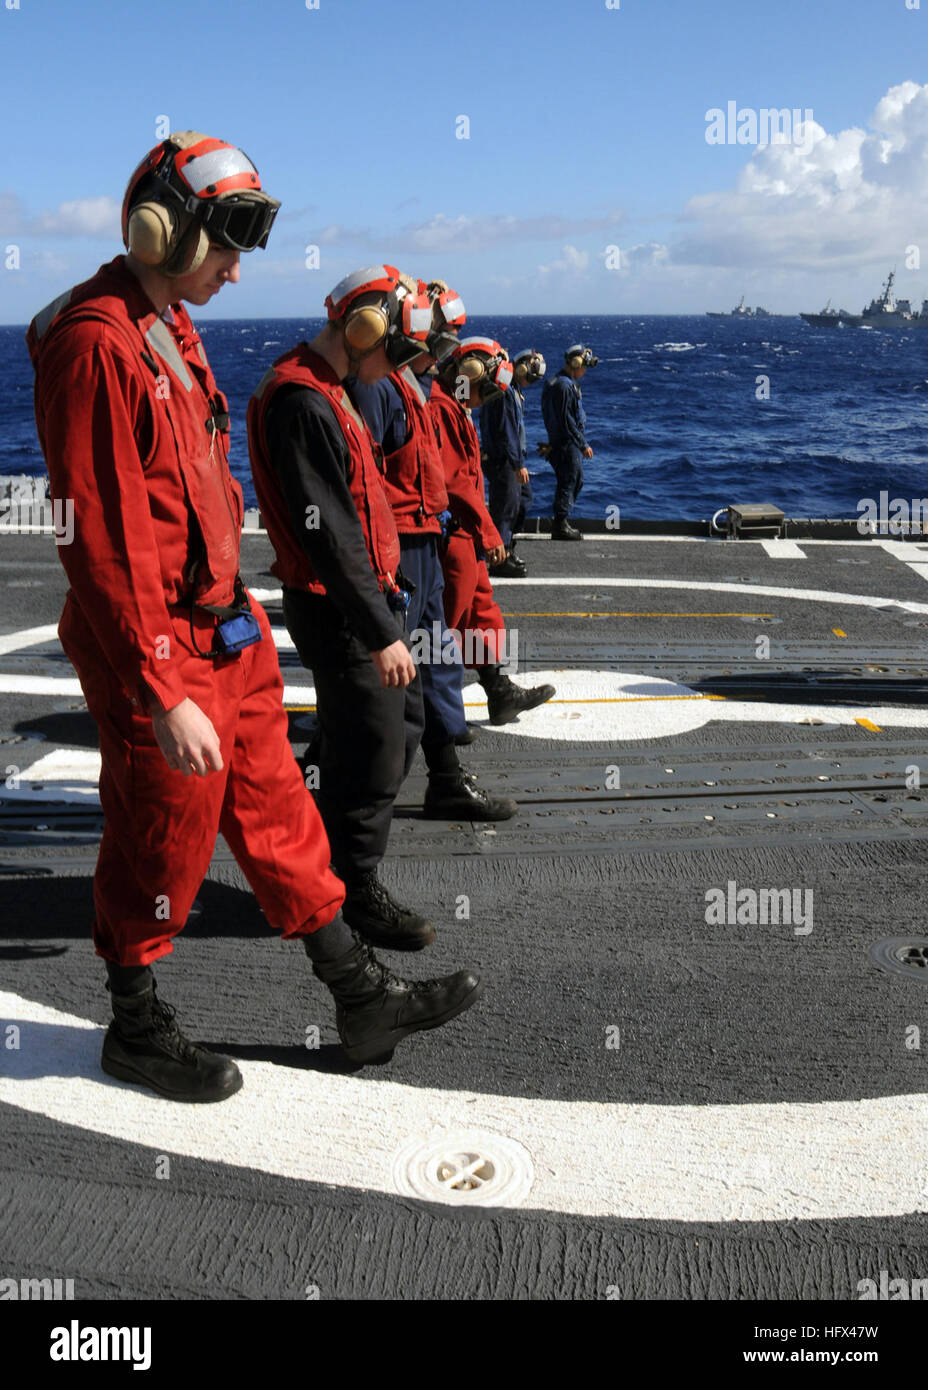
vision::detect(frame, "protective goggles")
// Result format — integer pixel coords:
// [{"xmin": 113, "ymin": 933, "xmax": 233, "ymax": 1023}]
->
[
  {"xmin": 196, "ymin": 194, "xmax": 280, "ymax": 252},
  {"xmin": 566, "ymin": 344, "xmax": 599, "ymax": 368},
  {"xmin": 146, "ymin": 148, "xmax": 280, "ymax": 252},
  {"xmin": 515, "ymin": 350, "xmax": 546, "ymax": 383}
]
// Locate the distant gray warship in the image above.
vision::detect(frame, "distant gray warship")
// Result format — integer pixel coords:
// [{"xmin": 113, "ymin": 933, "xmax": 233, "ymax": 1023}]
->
[
  {"xmin": 707, "ymin": 295, "xmax": 773, "ymax": 319},
  {"xmin": 801, "ymin": 271, "xmax": 928, "ymax": 328}
]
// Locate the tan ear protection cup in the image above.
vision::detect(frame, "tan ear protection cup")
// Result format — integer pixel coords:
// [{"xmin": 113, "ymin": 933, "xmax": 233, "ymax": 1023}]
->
[
  {"xmin": 456, "ymin": 356, "xmax": 486, "ymax": 382},
  {"xmin": 127, "ymin": 198, "xmax": 211, "ymax": 276},
  {"xmin": 162, "ymin": 219, "xmax": 211, "ymax": 277},
  {"xmin": 126, "ymin": 202, "xmax": 176, "ymax": 265},
  {"xmin": 344, "ymin": 304, "xmax": 389, "ymax": 352}
]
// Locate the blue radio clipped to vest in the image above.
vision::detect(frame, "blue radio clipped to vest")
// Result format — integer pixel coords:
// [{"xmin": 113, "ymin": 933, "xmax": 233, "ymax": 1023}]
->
[
  {"xmin": 191, "ymin": 574, "xmax": 263, "ymax": 660},
  {"xmin": 213, "ymin": 610, "xmax": 263, "ymax": 654}
]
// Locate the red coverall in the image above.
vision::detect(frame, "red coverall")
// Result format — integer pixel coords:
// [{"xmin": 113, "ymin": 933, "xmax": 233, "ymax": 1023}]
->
[
  {"xmin": 27, "ymin": 257, "xmax": 343, "ymax": 967},
  {"xmin": 428, "ymin": 379, "xmax": 507, "ymax": 666}
]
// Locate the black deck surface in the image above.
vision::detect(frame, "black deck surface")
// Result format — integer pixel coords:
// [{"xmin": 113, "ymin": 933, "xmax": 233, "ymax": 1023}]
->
[{"xmin": 2, "ymin": 527, "xmax": 927, "ymax": 1302}]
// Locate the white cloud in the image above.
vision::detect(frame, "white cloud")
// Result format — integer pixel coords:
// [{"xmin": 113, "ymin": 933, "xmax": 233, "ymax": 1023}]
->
[
  {"xmin": 621, "ymin": 242, "xmax": 670, "ymax": 269},
  {"xmin": 538, "ymin": 244, "xmax": 590, "ymax": 275},
  {"xmin": 674, "ymin": 81, "xmax": 928, "ymax": 271},
  {"xmin": 296, "ymin": 211, "xmax": 624, "ymax": 257},
  {"xmin": 0, "ymin": 192, "xmax": 120, "ymax": 239},
  {"xmin": 34, "ymin": 197, "xmax": 121, "ymax": 237},
  {"xmin": 406, "ymin": 214, "xmax": 618, "ymax": 254}
]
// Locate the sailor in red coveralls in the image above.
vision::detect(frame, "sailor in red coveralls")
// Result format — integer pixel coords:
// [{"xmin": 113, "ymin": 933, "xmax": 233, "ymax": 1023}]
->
[
  {"xmin": 26, "ymin": 133, "xmax": 481, "ymax": 1099},
  {"xmin": 349, "ymin": 291, "xmax": 519, "ymax": 817},
  {"xmin": 248, "ymin": 266, "xmax": 451, "ymax": 949},
  {"xmin": 429, "ymin": 333, "xmax": 555, "ymax": 726}
]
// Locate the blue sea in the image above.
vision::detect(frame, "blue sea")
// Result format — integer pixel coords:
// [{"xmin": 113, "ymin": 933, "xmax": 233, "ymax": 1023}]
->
[{"xmin": 4, "ymin": 314, "xmax": 928, "ymax": 520}]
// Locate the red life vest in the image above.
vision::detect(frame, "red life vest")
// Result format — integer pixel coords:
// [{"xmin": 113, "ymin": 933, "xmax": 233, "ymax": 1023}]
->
[
  {"xmin": 382, "ymin": 367, "xmax": 448, "ymax": 534},
  {"xmin": 27, "ymin": 258, "xmax": 243, "ymax": 611},
  {"xmin": 247, "ymin": 345, "xmax": 400, "ymax": 594},
  {"xmin": 429, "ymin": 379, "xmax": 503, "ymax": 553}
]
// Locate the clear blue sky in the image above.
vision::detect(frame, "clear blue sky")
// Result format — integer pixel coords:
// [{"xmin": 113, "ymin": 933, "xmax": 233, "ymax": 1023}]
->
[{"xmin": 1, "ymin": 0, "xmax": 925, "ymax": 322}]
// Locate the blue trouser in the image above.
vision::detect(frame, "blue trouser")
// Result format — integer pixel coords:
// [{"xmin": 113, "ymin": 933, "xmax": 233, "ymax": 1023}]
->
[
  {"xmin": 550, "ymin": 444, "xmax": 584, "ymax": 522},
  {"xmin": 399, "ymin": 533, "xmax": 468, "ymax": 747},
  {"xmin": 485, "ymin": 459, "xmax": 532, "ymax": 548}
]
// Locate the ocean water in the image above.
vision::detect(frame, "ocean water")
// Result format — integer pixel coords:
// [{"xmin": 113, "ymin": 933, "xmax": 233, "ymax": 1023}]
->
[{"xmin": 4, "ymin": 313, "xmax": 928, "ymax": 520}]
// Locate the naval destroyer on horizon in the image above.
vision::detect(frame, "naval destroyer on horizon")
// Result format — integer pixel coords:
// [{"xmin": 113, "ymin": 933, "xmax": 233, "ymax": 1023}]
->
[{"xmin": 801, "ymin": 270, "xmax": 928, "ymax": 328}]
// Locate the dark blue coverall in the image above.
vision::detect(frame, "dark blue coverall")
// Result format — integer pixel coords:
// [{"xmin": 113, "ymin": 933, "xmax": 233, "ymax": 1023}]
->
[
  {"xmin": 541, "ymin": 370, "xmax": 588, "ymax": 524},
  {"xmin": 479, "ymin": 384, "xmax": 532, "ymax": 549}
]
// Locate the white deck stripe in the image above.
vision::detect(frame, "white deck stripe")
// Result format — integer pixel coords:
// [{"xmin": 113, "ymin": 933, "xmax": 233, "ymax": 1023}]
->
[
  {"xmin": 9, "ymin": 670, "xmax": 928, "ymax": 780},
  {"xmin": 760, "ymin": 539, "xmax": 806, "ymax": 559},
  {"xmin": 1, "ymin": 990, "xmax": 924, "ymax": 1221},
  {"xmin": 0, "ymin": 675, "xmax": 82, "ymax": 696},
  {"xmin": 250, "ymin": 580, "xmax": 928, "ymax": 613},
  {"xmin": 0, "ymin": 624, "xmax": 59, "ymax": 657},
  {"xmin": 877, "ymin": 539, "xmax": 928, "ymax": 585}
]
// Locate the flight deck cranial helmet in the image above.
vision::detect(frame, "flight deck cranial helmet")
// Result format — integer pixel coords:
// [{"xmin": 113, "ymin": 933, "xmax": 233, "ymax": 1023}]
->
[
  {"xmin": 565, "ymin": 343, "xmax": 598, "ymax": 370},
  {"xmin": 513, "ymin": 348, "xmax": 546, "ymax": 385},
  {"xmin": 325, "ymin": 265, "xmax": 433, "ymax": 368},
  {"xmin": 440, "ymin": 336, "xmax": 513, "ymax": 404},
  {"xmin": 421, "ymin": 278, "xmax": 467, "ymax": 362},
  {"xmin": 122, "ymin": 131, "xmax": 281, "ymax": 277}
]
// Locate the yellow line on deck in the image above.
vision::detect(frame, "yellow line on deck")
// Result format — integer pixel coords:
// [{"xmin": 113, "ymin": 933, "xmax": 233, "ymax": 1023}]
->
[
  {"xmin": 855, "ymin": 717, "xmax": 882, "ymax": 732},
  {"xmin": 832, "ymin": 628, "xmax": 847, "ymax": 638}
]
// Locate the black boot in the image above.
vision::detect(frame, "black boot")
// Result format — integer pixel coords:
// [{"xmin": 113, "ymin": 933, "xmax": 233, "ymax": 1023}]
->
[
  {"xmin": 101, "ymin": 971, "xmax": 242, "ymax": 1103},
  {"xmin": 507, "ymin": 540, "xmax": 528, "ymax": 574},
  {"xmin": 479, "ymin": 666, "xmax": 556, "ymax": 725},
  {"xmin": 309, "ymin": 934, "xmax": 482, "ymax": 1064},
  {"xmin": 341, "ymin": 869, "xmax": 435, "ymax": 951},
  {"xmin": 455, "ymin": 724, "xmax": 480, "ymax": 745},
  {"xmin": 489, "ymin": 554, "xmax": 527, "ymax": 578},
  {"xmin": 552, "ymin": 519, "xmax": 583, "ymax": 540},
  {"xmin": 423, "ymin": 770, "xmax": 518, "ymax": 821}
]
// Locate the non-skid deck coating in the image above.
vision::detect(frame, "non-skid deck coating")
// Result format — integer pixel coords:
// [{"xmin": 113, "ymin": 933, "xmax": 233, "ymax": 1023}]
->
[{"xmin": 1, "ymin": 528, "xmax": 927, "ymax": 1300}]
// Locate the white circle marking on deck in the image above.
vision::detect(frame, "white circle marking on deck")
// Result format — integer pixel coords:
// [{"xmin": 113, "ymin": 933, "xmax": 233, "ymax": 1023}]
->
[{"xmin": 0, "ymin": 990, "xmax": 924, "ymax": 1223}]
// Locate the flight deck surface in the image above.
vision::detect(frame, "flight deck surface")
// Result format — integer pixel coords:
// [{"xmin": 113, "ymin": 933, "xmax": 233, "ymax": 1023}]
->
[{"xmin": 1, "ymin": 526, "xmax": 927, "ymax": 1300}]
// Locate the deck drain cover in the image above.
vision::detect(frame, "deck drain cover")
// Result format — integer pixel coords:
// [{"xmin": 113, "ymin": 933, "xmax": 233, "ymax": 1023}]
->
[
  {"xmin": 869, "ymin": 937, "xmax": 928, "ymax": 982},
  {"xmin": 393, "ymin": 1131, "xmax": 535, "ymax": 1207}
]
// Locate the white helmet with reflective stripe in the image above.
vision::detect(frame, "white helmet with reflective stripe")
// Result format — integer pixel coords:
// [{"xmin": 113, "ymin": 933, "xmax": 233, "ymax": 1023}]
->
[
  {"xmin": 513, "ymin": 349, "xmax": 546, "ymax": 385},
  {"xmin": 420, "ymin": 278, "xmax": 467, "ymax": 362},
  {"xmin": 122, "ymin": 131, "xmax": 280, "ymax": 276},
  {"xmin": 325, "ymin": 265, "xmax": 432, "ymax": 366},
  {"xmin": 441, "ymin": 336, "xmax": 513, "ymax": 402},
  {"xmin": 565, "ymin": 344, "xmax": 599, "ymax": 369}
]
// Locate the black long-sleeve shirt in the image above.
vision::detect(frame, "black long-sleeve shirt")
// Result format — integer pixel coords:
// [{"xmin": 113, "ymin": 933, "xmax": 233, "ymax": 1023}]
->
[{"xmin": 265, "ymin": 384, "xmax": 397, "ymax": 652}]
